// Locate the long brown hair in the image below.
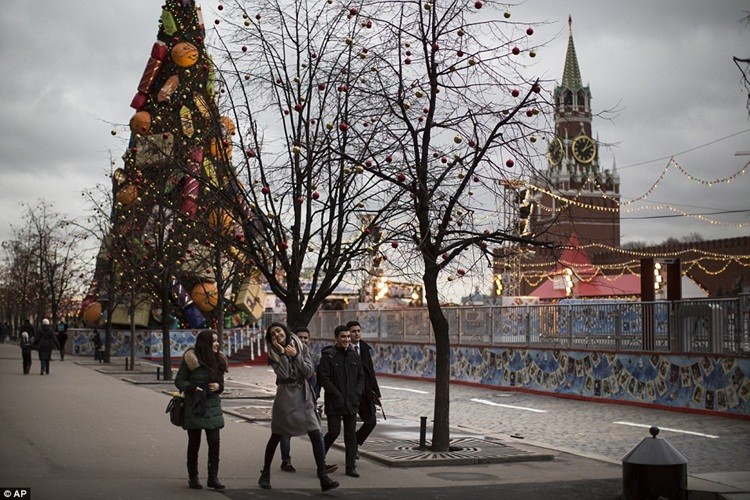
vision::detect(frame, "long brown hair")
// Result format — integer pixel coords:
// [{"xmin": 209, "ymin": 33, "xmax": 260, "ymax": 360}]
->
[{"xmin": 194, "ymin": 329, "xmax": 228, "ymax": 382}]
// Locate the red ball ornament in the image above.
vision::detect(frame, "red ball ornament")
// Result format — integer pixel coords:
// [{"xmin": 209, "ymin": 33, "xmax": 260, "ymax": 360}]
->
[
  {"xmin": 511, "ymin": 89, "xmax": 520, "ymax": 97},
  {"xmin": 457, "ymin": 50, "xmax": 464, "ymax": 57},
  {"xmin": 512, "ymin": 47, "xmax": 520, "ymax": 55},
  {"xmin": 256, "ymin": 14, "xmax": 261, "ymax": 20},
  {"xmin": 526, "ymin": 27, "xmax": 534, "ymax": 36},
  {"xmin": 296, "ymin": 196, "xmax": 304, "ymax": 204},
  {"xmin": 442, "ymin": 253, "xmax": 449, "ymax": 260},
  {"xmin": 364, "ymin": 228, "xmax": 372, "ymax": 235},
  {"xmin": 526, "ymin": 109, "xmax": 534, "ymax": 117},
  {"xmin": 474, "ymin": 1, "xmax": 483, "ymax": 8},
  {"xmin": 506, "ymin": 159, "xmax": 515, "ymax": 168},
  {"xmin": 532, "ymin": 83, "xmax": 541, "ymax": 93},
  {"xmin": 312, "ymin": 191, "xmax": 320, "ymax": 200},
  {"xmin": 241, "ymin": 46, "xmax": 248, "ymax": 52},
  {"xmin": 404, "ymin": 58, "xmax": 411, "ymax": 65},
  {"xmin": 458, "ymin": 269, "xmax": 466, "ymax": 276},
  {"xmin": 218, "ymin": 4, "xmax": 223, "ymax": 10},
  {"xmin": 261, "ymin": 185, "xmax": 270, "ymax": 195},
  {"xmin": 396, "ymin": 172, "xmax": 406, "ymax": 182},
  {"xmin": 385, "ymin": 155, "xmax": 393, "ymax": 163},
  {"xmin": 391, "ymin": 241, "xmax": 399, "ymax": 248},
  {"xmin": 339, "ymin": 122, "xmax": 349, "ymax": 132},
  {"xmin": 350, "ymin": 7, "xmax": 359, "ymax": 15},
  {"xmin": 279, "ymin": 241, "xmax": 288, "ymax": 250},
  {"xmin": 468, "ymin": 139, "xmax": 476, "ymax": 148},
  {"xmin": 318, "ymin": 83, "xmax": 326, "ymax": 90},
  {"xmin": 247, "ymin": 149, "xmax": 256, "ymax": 158}
]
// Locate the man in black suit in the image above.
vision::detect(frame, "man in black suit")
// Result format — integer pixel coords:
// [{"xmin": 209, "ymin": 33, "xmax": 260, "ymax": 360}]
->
[{"xmin": 346, "ymin": 320, "xmax": 381, "ymax": 452}]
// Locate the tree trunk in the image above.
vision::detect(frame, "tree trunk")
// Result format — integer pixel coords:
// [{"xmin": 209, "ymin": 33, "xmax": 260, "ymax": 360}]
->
[
  {"xmin": 129, "ymin": 298, "xmax": 136, "ymax": 372},
  {"xmin": 423, "ymin": 267, "xmax": 451, "ymax": 452},
  {"xmin": 161, "ymin": 282, "xmax": 173, "ymax": 381}
]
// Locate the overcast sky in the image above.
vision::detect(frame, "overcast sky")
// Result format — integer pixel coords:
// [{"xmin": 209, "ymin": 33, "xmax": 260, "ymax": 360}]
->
[{"xmin": 1, "ymin": 0, "xmax": 748, "ymax": 248}]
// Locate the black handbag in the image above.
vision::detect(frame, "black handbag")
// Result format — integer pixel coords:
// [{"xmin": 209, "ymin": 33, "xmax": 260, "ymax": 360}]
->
[{"xmin": 166, "ymin": 393, "xmax": 185, "ymax": 427}]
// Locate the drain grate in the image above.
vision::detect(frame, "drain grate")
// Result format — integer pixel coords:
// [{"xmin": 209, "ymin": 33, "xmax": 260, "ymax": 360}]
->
[{"xmin": 354, "ymin": 437, "xmax": 554, "ymax": 467}]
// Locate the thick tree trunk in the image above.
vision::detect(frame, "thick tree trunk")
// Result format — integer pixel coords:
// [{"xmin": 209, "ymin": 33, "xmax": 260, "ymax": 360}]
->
[{"xmin": 424, "ymin": 267, "xmax": 451, "ymax": 451}]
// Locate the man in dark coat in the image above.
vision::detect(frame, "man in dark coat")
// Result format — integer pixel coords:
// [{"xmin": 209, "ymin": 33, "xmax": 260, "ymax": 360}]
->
[
  {"xmin": 346, "ymin": 320, "xmax": 382, "ymax": 450},
  {"xmin": 21, "ymin": 319, "xmax": 35, "ymax": 342},
  {"xmin": 34, "ymin": 318, "xmax": 59, "ymax": 375},
  {"xmin": 318, "ymin": 325, "xmax": 363, "ymax": 477}
]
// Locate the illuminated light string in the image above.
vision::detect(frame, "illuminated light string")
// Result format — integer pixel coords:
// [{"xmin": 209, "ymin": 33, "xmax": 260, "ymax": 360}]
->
[
  {"xmin": 527, "ymin": 184, "xmax": 747, "ymax": 227},
  {"xmin": 514, "ymin": 256, "xmax": 750, "ymax": 282}
]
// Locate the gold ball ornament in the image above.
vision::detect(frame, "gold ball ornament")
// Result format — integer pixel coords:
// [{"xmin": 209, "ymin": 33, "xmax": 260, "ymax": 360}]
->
[
  {"xmin": 171, "ymin": 42, "xmax": 200, "ymax": 68},
  {"xmin": 116, "ymin": 184, "xmax": 138, "ymax": 207}
]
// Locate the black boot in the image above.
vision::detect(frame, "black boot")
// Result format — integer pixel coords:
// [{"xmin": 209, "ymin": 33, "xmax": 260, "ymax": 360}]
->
[
  {"xmin": 258, "ymin": 469, "xmax": 271, "ymax": 489},
  {"xmin": 207, "ymin": 462, "xmax": 225, "ymax": 490},
  {"xmin": 187, "ymin": 461, "xmax": 202, "ymax": 489},
  {"xmin": 317, "ymin": 466, "xmax": 339, "ymax": 492}
]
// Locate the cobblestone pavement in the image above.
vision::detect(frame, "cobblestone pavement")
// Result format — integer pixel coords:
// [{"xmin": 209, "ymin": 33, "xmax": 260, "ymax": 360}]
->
[{"xmin": 223, "ymin": 365, "xmax": 750, "ymax": 475}]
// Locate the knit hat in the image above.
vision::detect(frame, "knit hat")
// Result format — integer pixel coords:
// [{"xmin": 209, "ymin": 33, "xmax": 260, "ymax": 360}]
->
[{"xmin": 42, "ymin": 319, "xmax": 50, "ymax": 326}]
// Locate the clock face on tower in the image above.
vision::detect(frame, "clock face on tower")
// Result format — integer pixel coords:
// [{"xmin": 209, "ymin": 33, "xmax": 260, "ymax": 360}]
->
[
  {"xmin": 571, "ymin": 135, "xmax": 596, "ymax": 163},
  {"xmin": 547, "ymin": 137, "xmax": 564, "ymax": 166}
]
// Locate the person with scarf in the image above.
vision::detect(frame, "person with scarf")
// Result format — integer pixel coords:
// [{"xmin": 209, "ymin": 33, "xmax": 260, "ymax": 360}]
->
[
  {"xmin": 175, "ymin": 329, "xmax": 228, "ymax": 490},
  {"xmin": 20, "ymin": 331, "xmax": 33, "ymax": 374},
  {"xmin": 257, "ymin": 322, "xmax": 338, "ymax": 492}
]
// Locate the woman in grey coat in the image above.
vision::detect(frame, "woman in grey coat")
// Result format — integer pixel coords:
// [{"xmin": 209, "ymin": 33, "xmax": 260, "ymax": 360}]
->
[{"xmin": 257, "ymin": 322, "xmax": 338, "ymax": 492}]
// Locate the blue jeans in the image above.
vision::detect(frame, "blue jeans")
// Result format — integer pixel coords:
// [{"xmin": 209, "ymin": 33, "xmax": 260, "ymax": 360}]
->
[{"xmin": 280, "ymin": 435, "xmax": 291, "ymax": 462}]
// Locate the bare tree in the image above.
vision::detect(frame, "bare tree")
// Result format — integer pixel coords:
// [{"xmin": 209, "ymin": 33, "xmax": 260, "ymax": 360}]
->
[
  {"xmin": 210, "ymin": 0, "xmax": 404, "ymax": 329},
  {"xmin": 213, "ymin": 0, "xmax": 554, "ymax": 451},
  {"xmin": 734, "ymin": 13, "xmax": 750, "ymax": 114}
]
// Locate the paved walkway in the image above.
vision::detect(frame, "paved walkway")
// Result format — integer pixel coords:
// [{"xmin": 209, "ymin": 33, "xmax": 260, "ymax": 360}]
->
[{"xmin": 0, "ymin": 345, "xmax": 747, "ymax": 499}]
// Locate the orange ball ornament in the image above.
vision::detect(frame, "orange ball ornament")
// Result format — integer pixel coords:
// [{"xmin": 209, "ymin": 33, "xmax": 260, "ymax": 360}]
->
[
  {"xmin": 208, "ymin": 209, "xmax": 233, "ymax": 236},
  {"xmin": 129, "ymin": 111, "xmax": 152, "ymax": 134},
  {"xmin": 172, "ymin": 42, "xmax": 199, "ymax": 68},
  {"xmin": 191, "ymin": 282, "xmax": 219, "ymax": 312},
  {"xmin": 82, "ymin": 302, "xmax": 103, "ymax": 327}
]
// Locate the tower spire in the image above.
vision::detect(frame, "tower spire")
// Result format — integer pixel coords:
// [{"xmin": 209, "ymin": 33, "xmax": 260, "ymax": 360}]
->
[{"xmin": 562, "ymin": 15, "xmax": 583, "ymax": 90}]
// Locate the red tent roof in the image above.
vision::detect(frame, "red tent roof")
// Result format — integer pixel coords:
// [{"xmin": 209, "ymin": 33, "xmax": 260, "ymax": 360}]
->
[{"xmin": 529, "ymin": 233, "xmax": 640, "ymax": 300}]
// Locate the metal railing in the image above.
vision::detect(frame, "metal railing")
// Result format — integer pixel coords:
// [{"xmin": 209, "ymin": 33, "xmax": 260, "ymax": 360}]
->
[{"xmin": 263, "ymin": 294, "xmax": 750, "ymax": 355}]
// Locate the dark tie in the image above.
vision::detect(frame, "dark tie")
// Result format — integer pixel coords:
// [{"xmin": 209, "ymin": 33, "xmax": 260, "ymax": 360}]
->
[{"xmin": 355, "ymin": 345, "xmax": 360, "ymax": 355}]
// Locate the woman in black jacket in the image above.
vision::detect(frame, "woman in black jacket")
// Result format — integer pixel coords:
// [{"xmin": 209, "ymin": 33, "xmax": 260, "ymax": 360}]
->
[
  {"xmin": 34, "ymin": 319, "xmax": 59, "ymax": 375},
  {"xmin": 175, "ymin": 330, "xmax": 228, "ymax": 490}
]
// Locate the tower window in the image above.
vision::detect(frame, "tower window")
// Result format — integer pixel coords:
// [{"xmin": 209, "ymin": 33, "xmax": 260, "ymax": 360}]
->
[{"xmin": 564, "ymin": 91, "xmax": 572, "ymax": 106}]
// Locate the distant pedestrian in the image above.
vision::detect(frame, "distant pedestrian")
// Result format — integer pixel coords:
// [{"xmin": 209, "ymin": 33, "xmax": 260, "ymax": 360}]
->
[
  {"xmin": 318, "ymin": 325, "xmax": 364, "ymax": 478},
  {"xmin": 92, "ymin": 329, "xmax": 103, "ymax": 361},
  {"xmin": 34, "ymin": 319, "xmax": 59, "ymax": 375},
  {"xmin": 21, "ymin": 319, "xmax": 34, "ymax": 342},
  {"xmin": 174, "ymin": 330, "xmax": 228, "ymax": 490},
  {"xmin": 257, "ymin": 322, "xmax": 338, "ymax": 492},
  {"xmin": 56, "ymin": 320, "xmax": 69, "ymax": 360},
  {"xmin": 20, "ymin": 331, "xmax": 33, "ymax": 374},
  {"xmin": 347, "ymin": 320, "xmax": 382, "ymax": 451},
  {"xmin": 0, "ymin": 322, "xmax": 8, "ymax": 343}
]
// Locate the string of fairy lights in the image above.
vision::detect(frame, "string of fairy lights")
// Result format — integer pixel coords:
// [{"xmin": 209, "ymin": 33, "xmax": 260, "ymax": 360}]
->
[
  {"xmin": 527, "ymin": 157, "xmax": 749, "ymax": 228},
  {"xmin": 496, "ymin": 154, "xmax": 750, "ymax": 289}
]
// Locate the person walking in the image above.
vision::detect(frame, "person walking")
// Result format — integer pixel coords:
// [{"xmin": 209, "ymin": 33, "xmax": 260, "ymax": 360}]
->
[
  {"xmin": 56, "ymin": 320, "xmax": 69, "ymax": 360},
  {"xmin": 318, "ymin": 325, "xmax": 364, "ymax": 478},
  {"xmin": 21, "ymin": 319, "xmax": 34, "ymax": 342},
  {"xmin": 34, "ymin": 319, "xmax": 59, "ymax": 375},
  {"xmin": 346, "ymin": 320, "xmax": 382, "ymax": 452},
  {"xmin": 257, "ymin": 322, "xmax": 338, "ymax": 492},
  {"xmin": 278, "ymin": 327, "xmax": 335, "ymax": 474},
  {"xmin": 174, "ymin": 329, "xmax": 228, "ymax": 490},
  {"xmin": 20, "ymin": 331, "xmax": 33, "ymax": 374}
]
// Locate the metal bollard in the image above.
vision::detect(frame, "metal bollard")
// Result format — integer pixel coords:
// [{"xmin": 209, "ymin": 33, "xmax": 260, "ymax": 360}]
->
[
  {"xmin": 157, "ymin": 367, "xmax": 161, "ymax": 380},
  {"xmin": 125, "ymin": 358, "xmax": 129, "ymax": 371},
  {"xmin": 419, "ymin": 416, "xmax": 428, "ymax": 451},
  {"xmin": 622, "ymin": 426, "xmax": 688, "ymax": 500}
]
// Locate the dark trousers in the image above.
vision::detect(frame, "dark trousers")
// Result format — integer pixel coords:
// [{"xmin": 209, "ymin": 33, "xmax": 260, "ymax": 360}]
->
[
  {"xmin": 39, "ymin": 358, "xmax": 50, "ymax": 374},
  {"xmin": 324, "ymin": 413, "xmax": 357, "ymax": 471},
  {"xmin": 263, "ymin": 430, "xmax": 326, "ymax": 471},
  {"xmin": 356, "ymin": 399, "xmax": 377, "ymax": 446},
  {"xmin": 187, "ymin": 428, "xmax": 220, "ymax": 474},
  {"xmin": 22, "ymin": 351, "xmax": 32, "ymax": 374}
]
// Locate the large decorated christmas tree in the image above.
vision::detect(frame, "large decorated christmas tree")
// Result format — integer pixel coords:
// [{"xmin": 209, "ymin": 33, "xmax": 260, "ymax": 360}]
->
[{"xmin": 81, "ymin": 0, "xmax": 262, "ymax": 338}]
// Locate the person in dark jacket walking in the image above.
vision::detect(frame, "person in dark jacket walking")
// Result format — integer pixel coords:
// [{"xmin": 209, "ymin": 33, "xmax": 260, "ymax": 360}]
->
[
  {"xmin": 56, "ymin": 320, "xmax": 69, "ymax": 360},
  {"xmin": 346, "ymin": 320, "xmax": 382, "ymax": 450},
  {"xmin": 20, "ymin": 331, "xmax": 33, "ymax": 374},
  {"xmin": 34, "ymin": 319, "xmax": 59, "ymax": 375},
  {"xmin": 257, "ymin": 322, "xmax": 338, "ymax": 492},
  {"xmin": 174, "ymin": 330, "xmax": 228, "ymax": 490},
  {"xmin": 318, "ymin": 325, "xmax": 364, "ymax": 477}
]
